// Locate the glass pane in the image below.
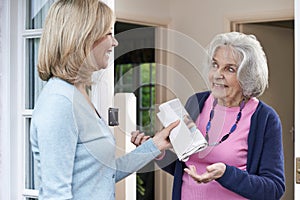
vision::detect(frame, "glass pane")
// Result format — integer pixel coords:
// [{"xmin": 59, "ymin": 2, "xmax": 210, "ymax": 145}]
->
[
  {"xmin": 151, "ymin": 86, "xmax": 155, "ymax": 106},
  {"xmin": 26, "ymin": 0, "xmax": 55, "ymax": 29},
  {"xmin": 25, "ymin": 38, "xmax": 46, "ymax": 109},
  {"xmin": 138, "ymin": 85, "xmax": 156, "ymax": 135},
  {"xmin": 141, "ymin": 86, "xmax": 151, "ymax": 108},
  {"xmin": 25, "ymin": 118, "xmax": 39, "ymax": 190},
  {"xmin": 141, "ymin": 63, "xmax": 150, "ymax": 84},
  {"xmin": 114, "ymin": 64, "xmax": 135, "ymax": 93},
  {"xmin": 151, "ymin": 63, "xmax": 156, "ymax": 83},
  {"xmin": 139, "ymin": 109, "xmax": 155, "ymax": 135}
]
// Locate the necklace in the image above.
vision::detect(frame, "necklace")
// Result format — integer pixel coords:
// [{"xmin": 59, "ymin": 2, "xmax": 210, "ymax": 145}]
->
[{"xmin": 205, "ymin": 98, "xmax": 246, "ymax": 146}]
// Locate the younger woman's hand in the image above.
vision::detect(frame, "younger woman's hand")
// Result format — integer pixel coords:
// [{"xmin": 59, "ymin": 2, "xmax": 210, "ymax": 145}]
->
[{"xmin": 152, "ymin": 120, "xmax": 179, "ymax": 151}]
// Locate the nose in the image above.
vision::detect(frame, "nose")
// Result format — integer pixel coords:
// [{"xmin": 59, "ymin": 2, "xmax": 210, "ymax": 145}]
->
[
  {"xmin": 213, "ymin": 68, "xmax": 224, "ymax": 79},
  {"xmin": 112, "ymin": 36, "xmax": 118, "ymax": 47}
]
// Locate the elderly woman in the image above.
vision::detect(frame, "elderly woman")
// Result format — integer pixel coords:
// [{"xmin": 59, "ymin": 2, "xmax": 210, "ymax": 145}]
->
[
  {"xmin": 30, "ymin": 0, "xmax": 178, "ymax": 199},
  {"xmin": 133, "ymin": 32, "xmax": 285, "ymax": 200}
]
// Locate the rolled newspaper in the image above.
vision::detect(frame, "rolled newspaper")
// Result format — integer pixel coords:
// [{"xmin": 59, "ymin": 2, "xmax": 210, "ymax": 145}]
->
[{"xmin": 157, "ymin": 98, "xmax": 208, "ymax": 161}]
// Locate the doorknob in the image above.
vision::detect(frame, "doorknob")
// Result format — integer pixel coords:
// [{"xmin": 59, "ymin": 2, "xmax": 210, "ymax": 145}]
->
[{"xmin": 297, "ymin": 157, "xmax": 300, "ymax": 184}]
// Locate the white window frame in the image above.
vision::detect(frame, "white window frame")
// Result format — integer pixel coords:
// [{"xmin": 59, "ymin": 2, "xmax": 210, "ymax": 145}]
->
[
  {"xmin": 0, "ymin": 0, "xmax": 24, "ymax": 199},
  {"xmin": 21, "ymin": 0, "xmax": 45, "ymax": 198},
  {"xmin": 0, "ymin": 0, "xmax": 11, "ymax": 198}
]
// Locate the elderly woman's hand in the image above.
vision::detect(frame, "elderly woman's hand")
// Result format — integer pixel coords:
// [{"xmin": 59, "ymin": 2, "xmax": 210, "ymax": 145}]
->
[
  {"xmin": 131, "ymin": 131, "xmax": 151, "ymax": 146},
  {"xmin": 131, "ymin": 120, "xmax": 179, "ymax": 151},
  {"xmin": 184, "ymin": 163, "xmax": 226, "ymax": 184}
]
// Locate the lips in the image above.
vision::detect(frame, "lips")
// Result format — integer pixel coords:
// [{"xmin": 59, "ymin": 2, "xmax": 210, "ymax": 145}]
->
[
  {"xmin": 213, "ymin": 83, "xmax": 228, "ymax": 88},
  {"xmin": 106, "ymin": 50, "xmax": 113, "ymax": 56},
  {"xmin": 105, "ymin": 50, "xmax": 112, "ymax": 57}
]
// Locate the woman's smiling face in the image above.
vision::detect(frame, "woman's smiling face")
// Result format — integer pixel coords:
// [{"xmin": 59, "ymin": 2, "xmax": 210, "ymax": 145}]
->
[
  {"xmin": 208, "ymin": 45, "xmax": 244, "ymax": 107},
  {"xmin": 92, "ymin": 31, "xmax": 118, "ymax": 70}
]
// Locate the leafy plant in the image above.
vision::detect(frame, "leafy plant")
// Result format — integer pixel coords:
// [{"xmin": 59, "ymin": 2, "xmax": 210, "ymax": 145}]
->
[{"xmin": 137, "ymin": 174, "xmax": 146, "ymax": 196}]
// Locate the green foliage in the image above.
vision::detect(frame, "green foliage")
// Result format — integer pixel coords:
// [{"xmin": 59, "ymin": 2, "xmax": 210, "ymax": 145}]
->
[{"xmin": 137, "ymin": 175, "xmax": 146, "ymax": 196}]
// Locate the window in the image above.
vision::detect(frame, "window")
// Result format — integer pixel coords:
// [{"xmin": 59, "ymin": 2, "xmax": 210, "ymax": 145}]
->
[{"xmin": 22, "ymin": 1, "xmax": 55, "ymax": 199}]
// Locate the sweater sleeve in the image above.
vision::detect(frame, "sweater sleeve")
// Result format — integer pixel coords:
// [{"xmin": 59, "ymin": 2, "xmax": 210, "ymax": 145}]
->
[
  {"xmin": 155, "ymin": 150, "xmax": 179, "ymax": 175},
  {"xmin": 217, "ymin": 105, "xmax": 285, "ymax": 200},
  {"xmin": 31, "ymin": 95, "xmax": 78, "ymax": 199},
  {"xmin": 115, "ymin": 138, "xmax": 161, "ymax": 182}
]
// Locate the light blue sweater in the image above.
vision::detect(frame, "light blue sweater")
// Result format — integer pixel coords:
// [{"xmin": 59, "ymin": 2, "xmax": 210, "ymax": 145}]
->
[{"xmin": 30, "ymin": 77, "xmax": 161, "ymax": 200}]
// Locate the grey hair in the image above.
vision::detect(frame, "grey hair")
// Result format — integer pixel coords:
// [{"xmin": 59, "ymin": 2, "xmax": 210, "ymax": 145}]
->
[{"xmin": 207, "ymin": 32, "xmax": 268, "ymax": 97}]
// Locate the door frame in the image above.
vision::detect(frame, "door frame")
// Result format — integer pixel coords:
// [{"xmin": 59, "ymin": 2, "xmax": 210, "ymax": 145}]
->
[{"xmin": 294, "ymin": 0, "xmax": 300, "ymax": 198}]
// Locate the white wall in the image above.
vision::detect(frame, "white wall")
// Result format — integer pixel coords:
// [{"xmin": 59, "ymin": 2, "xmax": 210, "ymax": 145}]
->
[
  {"xmin": 169, "ymin": 0, "xmax": 293, "ymax": 45},
  {"xmin": 115, "ymin": 0, "xmax": 170, "ymax": 25},
  {"xmin": 116, "ymin": 0, "xmax": 293, "ymax": 45}
]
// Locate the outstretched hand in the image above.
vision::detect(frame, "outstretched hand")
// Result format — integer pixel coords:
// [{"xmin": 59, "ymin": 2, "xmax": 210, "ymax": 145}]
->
[
  {"xmin": 184, "ymin": 163, "xmax": 226, "ymax": 184},
  {"xmin": 152, "ymin": 120, "xmax": 179, "ymax": 151}
]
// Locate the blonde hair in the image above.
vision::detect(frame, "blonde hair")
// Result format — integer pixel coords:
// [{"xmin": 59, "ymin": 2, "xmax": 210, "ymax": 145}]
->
[{"xmin": 38, "ymin": 0, "xmax": 115, "ymax": 85}]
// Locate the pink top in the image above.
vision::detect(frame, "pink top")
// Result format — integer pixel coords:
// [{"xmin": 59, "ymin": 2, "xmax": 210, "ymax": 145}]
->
[{"xmin": 181, "ymin": 94, "xmax": 259, "ymax": 200}]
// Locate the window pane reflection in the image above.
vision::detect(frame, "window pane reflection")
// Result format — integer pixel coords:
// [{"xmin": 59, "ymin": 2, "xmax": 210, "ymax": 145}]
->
[
  {"xmin": 25, "ymin": 118, "xmax": 39, "ymax": 190},
  {"xmin": 25, "ymin": 38, "xmax": 46, "ymax": 109},
  {"xmin": 26, "ymin": 0, "xmax": 55, "ymax": 29}
]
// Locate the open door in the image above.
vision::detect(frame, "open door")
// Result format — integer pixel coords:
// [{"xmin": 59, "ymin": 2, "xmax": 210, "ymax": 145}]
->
[{"xmin": 235, "ymin": 21, "xmax": 294, "ymax": 200}]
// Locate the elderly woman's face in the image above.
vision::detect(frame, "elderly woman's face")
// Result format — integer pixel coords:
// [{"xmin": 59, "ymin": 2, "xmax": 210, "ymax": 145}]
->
[{"xmin": 208, "ymin": 46, "xmax": 243, "ymax": 107}]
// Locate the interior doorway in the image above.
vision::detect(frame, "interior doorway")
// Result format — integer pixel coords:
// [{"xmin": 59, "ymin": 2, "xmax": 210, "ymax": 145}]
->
[{"xmin": 234, "ymin": 20, "xmax": 294, "ymax": 200}]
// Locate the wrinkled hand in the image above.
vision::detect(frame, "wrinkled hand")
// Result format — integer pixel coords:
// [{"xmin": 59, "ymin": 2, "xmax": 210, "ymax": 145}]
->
[
  {"xmin": 131, "ymin": 131, "xmax": 151, "ymax": 146},
  {"xmin": 184, "ymin": 163, "xmax": 226, "ymax": 184},
  {"xmin": 131, "ymin": 120, "xmax": 179, "ymax": 151}
]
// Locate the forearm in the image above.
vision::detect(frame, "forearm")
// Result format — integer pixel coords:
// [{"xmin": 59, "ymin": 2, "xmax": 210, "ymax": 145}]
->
[{"xmin": 115, "ymin": 139, "xmax": 161, "ymax": 182}]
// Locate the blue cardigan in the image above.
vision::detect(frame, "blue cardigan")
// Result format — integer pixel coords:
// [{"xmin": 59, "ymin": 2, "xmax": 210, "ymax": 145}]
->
[{"xmin": 157, "ymin": 91, "xmax": 285, "ymax": 200}]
